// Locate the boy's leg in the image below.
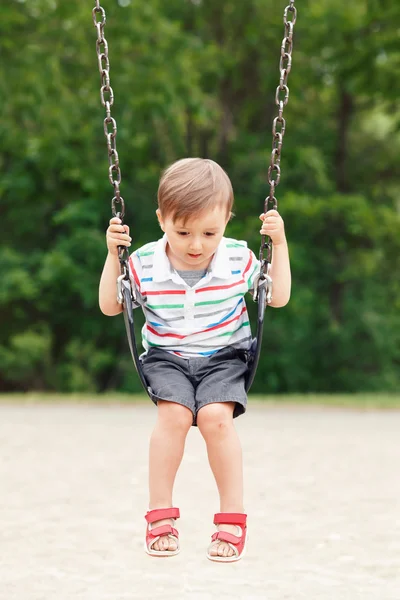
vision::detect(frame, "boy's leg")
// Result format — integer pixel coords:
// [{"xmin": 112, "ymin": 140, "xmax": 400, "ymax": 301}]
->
[
  {"xmin": 148, "ymin": 400, "xmax": 193, "ymax": 552},
  {"xmin": 197, "ymin": 402, "xmax": 244, "ymax": 558}
]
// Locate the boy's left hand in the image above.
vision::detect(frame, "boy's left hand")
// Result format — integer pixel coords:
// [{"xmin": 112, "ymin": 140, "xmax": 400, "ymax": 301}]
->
[{"xmin": 259, "ymin": 210, "xmax": 286, "ymax": 246}]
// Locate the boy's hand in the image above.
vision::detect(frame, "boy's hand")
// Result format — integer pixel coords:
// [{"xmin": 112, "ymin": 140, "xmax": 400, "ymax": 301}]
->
[
  {"xmin": 259, "ymin": 210, "xmax": 286, "ymax": 246},
  {"xmin": 106, "ymin": 217, "xmax": 132, "ymax": 256}
]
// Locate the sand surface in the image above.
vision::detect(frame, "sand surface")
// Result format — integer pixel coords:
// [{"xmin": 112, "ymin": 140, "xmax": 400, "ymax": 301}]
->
[{"xmin": 1, "ymin": 402, "xmax": 399, "ymax": 599}]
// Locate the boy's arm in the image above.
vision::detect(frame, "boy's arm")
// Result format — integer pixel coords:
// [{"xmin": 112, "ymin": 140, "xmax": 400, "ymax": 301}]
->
[
  {"xmin": 268, "ymin": 240, "xmax": 291, "ymax": 307},
  {"xmin": 99, "ymin": 252, "xmax": 123, "ymax": 316},
  {"xmin": 259, "ymin": 209, "xmax": 291, "ymax": 308},
  {"xmin": 99, "ymin": 216, "xmax": 132, "ymax": 316}
]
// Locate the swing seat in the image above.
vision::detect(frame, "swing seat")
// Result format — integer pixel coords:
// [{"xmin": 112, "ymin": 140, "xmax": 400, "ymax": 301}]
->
[
  {"xmin": 244, "ymin": 338, "xmax": 258, "ymax": 392},
  {"xmin": 244, "ymin": 283, "xmax": 268, "ymax": 392},
  {"xmin": 247, "ymin": 337, "xmax": 258, "ymax": 360}
]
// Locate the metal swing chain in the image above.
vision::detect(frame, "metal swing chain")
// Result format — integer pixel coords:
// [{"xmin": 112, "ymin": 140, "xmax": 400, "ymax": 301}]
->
[
  {"xmin": 258, "ymin": 0, "xmax": 297, "ymax": 298},
  {"xmin": 92, "ymin": 2, "xmax": 131, "ymax": 297},
  {"xmin": 92, "ymin": 2, "xmax": 124, "ymax": 218}
]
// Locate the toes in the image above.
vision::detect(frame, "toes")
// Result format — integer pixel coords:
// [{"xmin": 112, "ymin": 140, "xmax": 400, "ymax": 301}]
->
[
  {"xmin": 211, "ymin": 541, "xmax": 235, "ymax": 558},
  {"xmin": 151, "ymin": 536, "xmax": 166, "ymax": 552},
  {"xmin": 217, "ymin": 542, "xmax": 226, "ymax": 557},
  {"xmin": 209, "ymin": 541, "xmax": 235, "ymax": 558},
  {"xmin": 209, "ymin": 542, "xmax": 218, "ymax": 556},
  {"xmin": 162, "ymin": 535, "xmax": 172, "ymax": 551},
  {"xmin": 153, "ymin": 535, "xmax": 177, "ymax": 552},
  {"xmin": 168, "ymin": 537, "xmax": 177, "ymax": 551}
]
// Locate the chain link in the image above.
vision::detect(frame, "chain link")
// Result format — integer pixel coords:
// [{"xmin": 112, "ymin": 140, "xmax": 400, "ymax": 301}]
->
[
  {"xmin": 259, "ymin": 0, "xmax": 297, "ymax": 277},
  {"xmin": 92, "ymin": 2, "xmax": 125, "ymax": 220}
]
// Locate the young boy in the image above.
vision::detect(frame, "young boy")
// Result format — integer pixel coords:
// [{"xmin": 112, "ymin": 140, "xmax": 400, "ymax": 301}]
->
[{"xmin": 99, "ymin": 158, "xmax": 291, "ymax": 562}]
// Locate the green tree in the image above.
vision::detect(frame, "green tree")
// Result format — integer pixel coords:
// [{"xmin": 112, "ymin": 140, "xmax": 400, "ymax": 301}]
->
[{"xmin": 0, "ymin": 0, "xmax": 399, "ymax": 393}]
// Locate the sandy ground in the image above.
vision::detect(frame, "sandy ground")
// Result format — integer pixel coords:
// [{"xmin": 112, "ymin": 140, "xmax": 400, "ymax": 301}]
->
[{"xmin": 0, "ymin": 401, "xmax": 399, "ymax": 600}]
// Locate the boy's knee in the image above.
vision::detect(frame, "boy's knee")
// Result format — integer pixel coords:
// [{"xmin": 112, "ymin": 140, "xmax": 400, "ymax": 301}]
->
[
  {"xmin": 157, "ymin": 400, "xmax": 193, "ymax": 432},
  {"xmin": 197, "ymin": 402, "xmax": 235, "ymax": 437}
]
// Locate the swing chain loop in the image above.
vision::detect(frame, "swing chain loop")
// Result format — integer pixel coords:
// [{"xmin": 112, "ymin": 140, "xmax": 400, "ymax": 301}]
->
[
  {"xmin": 257, "ymin": 0, "xmax": 296, "ymax": 301},
  {"xmin": 284, "ymin": 2, "xmax": 297, "ymax": 27},
  {"xmin": 92, "ymin": 2, "xmax": 125, "ymax": 220}
]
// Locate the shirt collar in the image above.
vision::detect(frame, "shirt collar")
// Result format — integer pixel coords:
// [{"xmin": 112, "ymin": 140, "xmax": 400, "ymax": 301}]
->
[
  {"xmin": 208, "ymin": 237, "xmax": 232, "ymax": 279},
  {"xmin": 152, "ymin": 234, "xmax": 232, "ymax": 282},
  {"xmin": 152, "ymin": 235, "xmax": 173, "ymax": 282}
]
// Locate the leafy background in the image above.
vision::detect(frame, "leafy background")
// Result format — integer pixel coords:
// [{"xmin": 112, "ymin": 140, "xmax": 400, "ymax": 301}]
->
[{"xmin": 1, "ymin": 0, "xmax": 399, "ymax": 394}]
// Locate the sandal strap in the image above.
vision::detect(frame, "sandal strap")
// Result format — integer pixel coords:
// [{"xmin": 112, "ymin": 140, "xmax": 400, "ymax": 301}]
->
[
  {"xmin": 213, "ymin": 512, "xmax": 247, "ymax": 526},
  {"xmin": 148, "ymin": 524, "xmax": 179, "ymax": 539},
  {"xmin": 145, "ymin": 507, "xmax": 180, "ymax": 523},
  {"xmin": 211, "ymin": 530, "xmax": 242, "ymax": 545}
]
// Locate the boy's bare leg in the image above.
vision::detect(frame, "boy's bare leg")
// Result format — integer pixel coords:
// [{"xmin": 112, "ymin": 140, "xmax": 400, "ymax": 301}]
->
[
  {"xmin": 148, "ymin": 400, "xmax": 193, "ymax": 552},
  {"xmin": 197, "ymin": 402, "xmax": 245, "ymax": 558}
]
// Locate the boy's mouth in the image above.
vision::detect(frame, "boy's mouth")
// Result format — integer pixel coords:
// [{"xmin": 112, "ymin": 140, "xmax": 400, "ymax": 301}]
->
[{"xmin": 188, "ymin": 253, "xmax": 201, "ymax": 258}]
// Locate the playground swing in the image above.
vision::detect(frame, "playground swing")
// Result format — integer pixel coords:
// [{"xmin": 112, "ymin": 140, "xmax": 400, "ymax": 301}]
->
[{"xmin": 92, "ymin": 1, "xmax": 297, "ymax": 395}]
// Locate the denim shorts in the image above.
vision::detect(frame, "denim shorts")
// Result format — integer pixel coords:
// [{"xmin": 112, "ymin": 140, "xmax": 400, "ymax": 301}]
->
[{"xmin": 140, "ymin": 346, "xmax": 248, "ymax": 426}]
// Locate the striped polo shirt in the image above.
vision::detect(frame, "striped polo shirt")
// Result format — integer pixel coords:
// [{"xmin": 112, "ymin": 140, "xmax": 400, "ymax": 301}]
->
[{"xmin": 128, "ymin": 234, "xmax": 260, "ymax": 358}]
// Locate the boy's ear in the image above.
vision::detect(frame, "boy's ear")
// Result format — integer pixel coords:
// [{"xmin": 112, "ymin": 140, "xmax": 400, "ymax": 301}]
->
[{"xmin": 156, "ymin": 209, "xmax": 165, "ymax": 231}]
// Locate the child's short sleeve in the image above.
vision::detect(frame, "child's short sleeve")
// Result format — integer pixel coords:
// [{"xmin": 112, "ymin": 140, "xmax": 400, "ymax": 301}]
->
[
  {"xmin": 128, "ymin": 251, "xmax": 145, "ymax": 308},
  {"xmin": 245, "ymin": 249, "xmax": 261, "ymax": 297}
]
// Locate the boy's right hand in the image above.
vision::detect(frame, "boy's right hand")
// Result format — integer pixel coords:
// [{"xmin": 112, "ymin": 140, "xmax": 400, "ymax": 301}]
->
[{"xmin": 106, "ymin": 217, "xmax": 132, "ymax": 256}]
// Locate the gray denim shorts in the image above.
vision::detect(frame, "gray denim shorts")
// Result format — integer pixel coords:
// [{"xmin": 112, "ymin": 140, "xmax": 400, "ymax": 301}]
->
[{"xmin": 140, "ymin": 346, "xmax": 248, "ymax": 426}]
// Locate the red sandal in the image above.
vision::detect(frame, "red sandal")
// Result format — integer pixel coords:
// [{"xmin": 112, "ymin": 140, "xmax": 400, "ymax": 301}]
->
[
  {"xmin": 144, "ymin": 507, "xmax": 180, "ymax": 557},
  {"xmin": 207, "ymin": 512, "xmax": 248, "ymax": 562}
]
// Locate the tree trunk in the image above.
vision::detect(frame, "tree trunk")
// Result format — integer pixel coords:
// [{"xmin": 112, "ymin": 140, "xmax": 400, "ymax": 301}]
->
[{"xmin": 335, "ymin": 87, "xmax": 354, "ymax": 193}]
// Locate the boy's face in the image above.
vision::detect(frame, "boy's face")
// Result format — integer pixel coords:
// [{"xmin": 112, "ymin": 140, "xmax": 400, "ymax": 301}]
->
[{"xmin": 156, "ymin": 204, "xmax": 230, "ymax": 271}]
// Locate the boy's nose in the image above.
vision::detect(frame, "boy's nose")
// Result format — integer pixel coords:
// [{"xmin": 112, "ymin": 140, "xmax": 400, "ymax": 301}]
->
[{"xmin": 189, "ymin": 239, "xmax": 202, "ymax": 252}]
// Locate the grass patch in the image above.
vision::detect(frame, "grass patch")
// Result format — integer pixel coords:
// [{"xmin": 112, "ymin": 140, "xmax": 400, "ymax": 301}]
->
[
  {"xmin": 0, "ymin": 392, "xmax": 147, "ymax": 405},
  {"xmin": 249, "ymin": 393, "xmax": 400, "ymax": 409},
  {"xmin": 0, "ymin": 392, "xmax": 399, "ymax": 409}
]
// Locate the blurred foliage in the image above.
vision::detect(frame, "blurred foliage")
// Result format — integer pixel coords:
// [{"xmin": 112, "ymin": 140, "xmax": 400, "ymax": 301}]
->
[{"xmin": 0, "ymin": 0, "xmax": 399, "ymax": 393}]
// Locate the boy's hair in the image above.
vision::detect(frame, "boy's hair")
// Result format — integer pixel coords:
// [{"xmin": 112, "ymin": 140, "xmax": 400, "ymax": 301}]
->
[{"xmin": 157, "ymin": 158, "xmax": 234, "ymax": 224}]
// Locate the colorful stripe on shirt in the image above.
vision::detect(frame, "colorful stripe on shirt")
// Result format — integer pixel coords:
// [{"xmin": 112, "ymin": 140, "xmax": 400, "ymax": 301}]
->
[{"xmin": 128, "ymin": 237, "xmax": 260, "ymax": 358}]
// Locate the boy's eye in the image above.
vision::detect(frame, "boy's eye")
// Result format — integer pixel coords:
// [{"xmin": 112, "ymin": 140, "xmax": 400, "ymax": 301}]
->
[{"xmin": 176, "ymin": 231, "xmax": 216, "ymax": 236}]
